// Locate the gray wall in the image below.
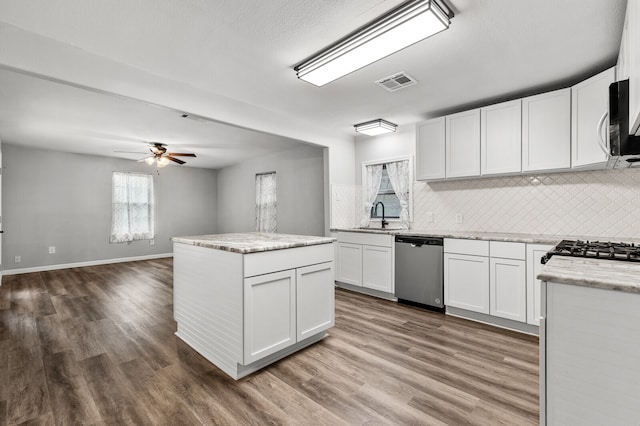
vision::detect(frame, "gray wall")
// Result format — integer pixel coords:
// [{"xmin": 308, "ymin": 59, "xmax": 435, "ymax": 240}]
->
[
  {"xmin": 2, "ymin": 144, "xmax": 217, "ymax": 270},
  {"xmin": 216, "ymin": 144, "xmax": 325, "ymax": 236}
]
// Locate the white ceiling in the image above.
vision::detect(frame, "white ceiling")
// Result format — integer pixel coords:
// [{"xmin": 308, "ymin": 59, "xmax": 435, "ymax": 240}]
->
[{"xmin": 0, "ymin": 0, "xmax": 628, "ymax": 169}]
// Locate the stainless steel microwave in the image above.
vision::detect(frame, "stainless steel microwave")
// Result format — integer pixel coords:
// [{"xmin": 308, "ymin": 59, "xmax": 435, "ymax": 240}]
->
[{"xmin": 604, "ymin": 79, "xmax": 640, "ymax": 168}]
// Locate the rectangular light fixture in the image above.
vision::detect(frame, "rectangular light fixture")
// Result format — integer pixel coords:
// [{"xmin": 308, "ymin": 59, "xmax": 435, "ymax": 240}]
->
[
  {"xmin": 295, "ymin": 0, "xmax": 452, "ymax": 87},
  {"xmin": 355, "ymin": 119, "xmax": 398, "ymax": 136}
]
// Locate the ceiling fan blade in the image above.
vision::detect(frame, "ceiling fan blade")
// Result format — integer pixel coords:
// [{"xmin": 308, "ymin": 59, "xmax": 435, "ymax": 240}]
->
[
  {"xmin": 166, "ymin": 152, "xmax": 197, "ymax": 157},
  {"xmin": 137, "ymin": 155, "xmax": 154, "ymax": 162},
  {"xmin": 166, "ymin": 156, "xmax": 186, "ymax": 165},
  {"xmin": 114, "ymin": 150, "xmax": 149, "ymax": 154}
]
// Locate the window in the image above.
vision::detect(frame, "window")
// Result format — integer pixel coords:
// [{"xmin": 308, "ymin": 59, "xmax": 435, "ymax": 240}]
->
[
  {"xmin": 255, "ymin": 172, "xmax": 277, "ymax": 233},
  {"xmin": 110, "ymin": 172, "xmax": 154, "ymax": 243},
  {"xmin": 361, "ymin": 157, "xmax": 412, "ymax": 229},
  {"xmin": 371, "ymin": 165, "xmax": 401, "ymax": 218}
]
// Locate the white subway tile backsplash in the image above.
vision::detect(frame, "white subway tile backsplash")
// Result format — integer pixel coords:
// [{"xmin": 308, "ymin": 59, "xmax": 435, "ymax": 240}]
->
[
  {"xmin": 411, "ymin": 168, "xmax": 640, "ymax": 238},
  {"xmin": 333, "ymin": 169, "xmax": 640, "ymax": 238}
]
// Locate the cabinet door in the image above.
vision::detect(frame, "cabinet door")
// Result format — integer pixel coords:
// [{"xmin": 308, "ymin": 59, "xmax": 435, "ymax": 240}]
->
[
  {"xmin": 296, "ymin": 262, "xmax": 335, "ymax": 341},
  {"xmin": 489, "ymin": 258, "xmax": 526, "ymax": 322},
  {"xmin": 416, "ymin": 117, "xmax": 446, "ymax": 180},
  {"xmin": 481, "ymin": 99, "xmax": 522, "ymax": 176},
  {"xmin": 571, "ymin": 68, "xmax": 615, "ymax": 169},
  {"xmin": 522, "ymin": 88, "xmax": 571, "ymax": 172},
  {"xmin": 526, "ymin": 244, "xmax": 554, "ymax": 326},
  {"xmin": 446, "ymin": 109, "xmax": 481, "ymax": 178},
  {"xmin": 362, "ymin": 245, "xmax": 394, "ymax": 293},
  {"xmin": 444, "ymin": 253, "xmax": 489, "ymax": 314},
  {"xmin": 244, "ymin": 270, "xmax": 296, "ymax": 364},
  {"xmin": 336, "ymin": 243, "xmax": 362, "ymax": 286}
]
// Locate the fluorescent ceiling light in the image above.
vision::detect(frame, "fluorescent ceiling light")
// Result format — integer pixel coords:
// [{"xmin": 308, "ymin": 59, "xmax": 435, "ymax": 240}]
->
[
  {"xmin": 295, "ymin": 0, "xmax": 452, "ymax": 87},
  {"xmin": 355, "ymin": 119, "xmax": 397, "ymax": 136}
]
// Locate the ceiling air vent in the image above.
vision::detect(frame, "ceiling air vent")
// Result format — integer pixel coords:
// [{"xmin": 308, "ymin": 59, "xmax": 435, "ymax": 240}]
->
[{"xmin": 375, "ymin": 72, "xmax": 417, "ymax": 92}]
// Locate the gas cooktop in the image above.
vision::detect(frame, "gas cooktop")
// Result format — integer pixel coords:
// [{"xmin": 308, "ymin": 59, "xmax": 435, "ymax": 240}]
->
[{"xmin": 541, "ymin": 240, "xmax": 640, "ymax": 264}]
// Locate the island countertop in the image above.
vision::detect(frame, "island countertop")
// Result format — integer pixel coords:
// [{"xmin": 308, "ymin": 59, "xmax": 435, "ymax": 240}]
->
[
  {"xmin": 172, "ymin": 232, "xmax": 336, "ymax": 254},
  {"xmin": 538, "ymin": 255, "xmax": 640, "ymax": 294}
]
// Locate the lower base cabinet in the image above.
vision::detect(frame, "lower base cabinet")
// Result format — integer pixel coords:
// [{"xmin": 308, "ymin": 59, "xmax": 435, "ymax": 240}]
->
[
  {"xmin": 244, "ymin": 262, "xmax": 334, "ymax": 364},
  {"xmin": 489, "ymin": 257, "xmax": 526, "ymax": 322},
  {"xmin": 444, "ymin": 253, "xmax": 490, "ymax": 314},
  {"xmin": 362, "ymin": 245, "xmax": 393, "ymax": 293},
  {"xmin": 526, "ymin": 244, "xmax": 554, "ymax": 325},
  {"xmin": 336, "ymin": 232, "xmax": 394, "ymax": 295}
]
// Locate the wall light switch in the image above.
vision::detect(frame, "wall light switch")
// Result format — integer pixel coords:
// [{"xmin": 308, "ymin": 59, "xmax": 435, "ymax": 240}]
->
[
  {"xmin": 48, "ymin": 246, "xmax": 56, "ymax": 254},
  {"xmin": 14, "ymin": 256, "xmax": 21, "ymax": 263},
  {"xmin": 455, "ymin": 213, "xmax": 463, "ymax": 224}
]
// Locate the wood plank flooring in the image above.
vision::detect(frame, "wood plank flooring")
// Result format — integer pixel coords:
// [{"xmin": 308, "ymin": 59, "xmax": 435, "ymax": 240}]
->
[{"xmin": 0, "ymin": 259, "xmax": 539, "ymax": 425}]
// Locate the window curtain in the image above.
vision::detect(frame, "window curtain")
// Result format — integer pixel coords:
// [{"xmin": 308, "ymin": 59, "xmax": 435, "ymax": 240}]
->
[
  {"xmin": 110, "ymin": 172, "xmax": 154, "ymax": 243},
  {"xmin": 360, "ymin": 164, "xmax": 384, "ymax": 227},
  {"xmin": 386, "ymin": 160, "xmax": 411, "ymax": 229},
  {"xmin": 255, "ymin": 172, "xmax": 277, "ymax": 233}
]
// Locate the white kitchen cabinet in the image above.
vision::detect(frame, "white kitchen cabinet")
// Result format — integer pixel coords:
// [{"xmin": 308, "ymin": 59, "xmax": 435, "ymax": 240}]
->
[
  {"xmin": 481, "ymin": 99, "xmax": 522, "ymax": 176},
  {"xmin": 526, "ymin": 243, "xmax": 553, "ymax": 326},
  {"xmin": 296, "ymin": 262, "xmax": 335, "ymax": 341},
  {"xmin": 571, "ymin": 67, "xmax": 616, "ymax": 170},
  {"xmin": 416, "ymin": 117, "xmax": 446, "ymax": 180},
  {"xmin": 489, "ymin": 257, "xmax": 526, "ymax": 322},
  {"xmin": 336, "ymin": 232, "xmax": 394, "ymax": 295},
  {"xmin": 362, "ymin": 245, "xmax": 393, "ymax": 293},
  {"xmin": 444, "ymin": 253, "xmax": 490, "ymax": 314},
  {"xmin": 446, "ymin": 109, "xmax": 481, "ymax": 178},
  {"xmin": 522, "ymin": 88, "xmax": 571, "ymax": 172},
  {"xmin": 336, "ymin": 242, "xmax": 363, "ymax": 286},
  {"xmin": 444, "ymin": 239, "xmax": 490, "ymax": 314},
  {"xmin": 489, "ymin": 241, "xmax": 526, "ymax": 322},
  {"xmin": 244, "ymin": 269, "xmax": 296, "ymax": 364}
]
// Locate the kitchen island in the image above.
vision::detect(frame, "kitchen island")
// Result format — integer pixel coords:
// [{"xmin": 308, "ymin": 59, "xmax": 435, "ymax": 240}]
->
[
  {"xmin": 172, "ymin": 232, "xmax": 335, "ymax": 379},
  {"xmin": 538, "ymin": 256, "xmax": 640, "ymax": 425}
]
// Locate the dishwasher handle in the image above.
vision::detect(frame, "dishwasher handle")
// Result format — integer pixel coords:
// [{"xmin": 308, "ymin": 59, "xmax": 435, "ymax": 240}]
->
[{"xmin": 395, "ymin": 236, "xmax": 443, "ymax": 246}]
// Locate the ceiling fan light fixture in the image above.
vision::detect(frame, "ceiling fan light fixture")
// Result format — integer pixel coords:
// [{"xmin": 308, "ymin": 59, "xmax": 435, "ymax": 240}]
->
[
  {"xmin": 157, "ymin": 157, "xmax": 170, "ymax": 168},
  {"xmin": 354, "ymin": 119, "xmax": 397, "ymax": 136},
  {"xmin": 144, "ymin": 156, "xmax": 155, "ymax": 165},
  {"xmin": 294, "ymin": 0, "xmax": 452, "ymax": 87}
]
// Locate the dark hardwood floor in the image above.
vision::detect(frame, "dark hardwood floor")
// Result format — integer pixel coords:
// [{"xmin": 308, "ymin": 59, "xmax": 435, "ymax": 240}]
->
[{"xmin": 0, "ymin": 258, "xmax": 539, "ymax": 425}]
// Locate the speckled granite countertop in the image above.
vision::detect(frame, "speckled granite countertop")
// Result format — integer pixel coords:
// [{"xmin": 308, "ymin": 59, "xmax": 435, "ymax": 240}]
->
[
  {"xmin": 538, "ymin": 256, "xmax": 640, "ymax": 294},
  {"xmin": 331, "ymin": 228, "xmax": 640, "ymax": 245},
  {"xmin": 332, "ymin": 228, "xmax": 563, "ymax": 244},
  {"xmin": 172, "ymin": 232, "xmax": 335, "ymax": 254}
]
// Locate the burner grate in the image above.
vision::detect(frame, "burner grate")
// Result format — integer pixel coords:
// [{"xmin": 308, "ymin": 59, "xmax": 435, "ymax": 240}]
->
[{"xmin": 541, "ymin": 240, "xmax": 640, "ymax": 264}]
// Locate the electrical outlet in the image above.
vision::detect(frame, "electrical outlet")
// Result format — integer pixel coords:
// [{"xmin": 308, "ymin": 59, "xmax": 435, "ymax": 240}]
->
[
  {"xmin": 48, "ymin": 246, "xmax": 56, "ymax": 254},
  {"xmin": 149, "ymin": 239, "xmax": 155, "ymax": 246},
  {"xmin": 455, "ymin": 213, "xmax": 463, "ymax": 224},
  {"xmin": 426, "ymin": 212, "xmax": 434, "ymax": 223},
  {"xmin": 14, "ymin": 256, "xmax": 21, "ymax": 263}
]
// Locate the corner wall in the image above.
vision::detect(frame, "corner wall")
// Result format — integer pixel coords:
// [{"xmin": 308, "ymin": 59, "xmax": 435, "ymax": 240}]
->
[
  {"xmin": 216, "ymin": 144, "xmax": 325, "ymax": 236},
  {"xmin": 1, "ymin": 144, "xmax": 217, "ymax": 271}
]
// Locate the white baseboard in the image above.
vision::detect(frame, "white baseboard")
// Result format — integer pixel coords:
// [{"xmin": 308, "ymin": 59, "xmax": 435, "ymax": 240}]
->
[{"xmin": 1, "ymin": 253, "xmax": 173, "ymax": 276}]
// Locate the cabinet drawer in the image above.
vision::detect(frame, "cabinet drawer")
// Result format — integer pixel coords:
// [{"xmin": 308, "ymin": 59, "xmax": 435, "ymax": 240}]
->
[
  {"xmin": 337, "ymin": 231, "xmax": 393, "ymax": 247},
  {"xmin": 490, "ymin": 241, "xmax": 526, "ymax": 260},
  {"xmin": 444, "ymin": 238, "xmax": 489, "ymax": 256}
]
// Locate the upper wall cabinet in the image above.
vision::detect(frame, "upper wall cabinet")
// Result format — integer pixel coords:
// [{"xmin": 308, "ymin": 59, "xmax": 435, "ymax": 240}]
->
[
  {"xmin": 446, "ymin": 109, "xmax": 481, "ymax": 178},
  {"xmin": 522, "ymin": 88, "xmax": 571, "ymax": 173},
  {"xmin": 416, "ymin": 117, "xmax": 446, "ymax": 180},
  {"xmin": 571, "ymin": 67, "xmax": 616, "ymax": 170},
  {"xmin": 480, "ymin": 99, "xmax": 522, "ymax": 176}
]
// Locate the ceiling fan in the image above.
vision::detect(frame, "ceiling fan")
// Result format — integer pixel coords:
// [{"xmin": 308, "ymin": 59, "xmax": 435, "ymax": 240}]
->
[{"xmin": 118, "ymin": 142, "xmax": 197, "ymax": 168}]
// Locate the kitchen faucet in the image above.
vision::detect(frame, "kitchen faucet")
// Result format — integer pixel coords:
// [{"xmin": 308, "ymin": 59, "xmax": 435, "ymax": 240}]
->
[{"xmin": 373, "ymin": 201, "xmax": 388, "ymax": 229}]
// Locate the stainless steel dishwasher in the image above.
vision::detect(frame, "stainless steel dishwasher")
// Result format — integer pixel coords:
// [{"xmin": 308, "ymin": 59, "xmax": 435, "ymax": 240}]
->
[{"xmin": 394, "ymin": 235, "xmax": 444, "ymax": 311}]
